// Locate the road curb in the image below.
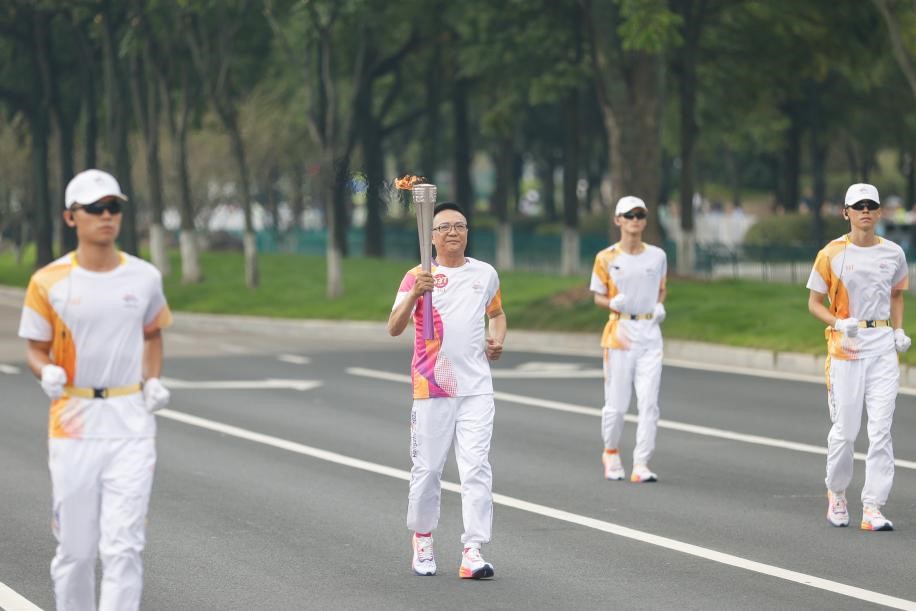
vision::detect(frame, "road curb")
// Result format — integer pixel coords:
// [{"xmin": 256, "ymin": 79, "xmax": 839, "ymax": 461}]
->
[{"xmin": 2, "ymin": 284, "xmax": 912, "ymax": 384}]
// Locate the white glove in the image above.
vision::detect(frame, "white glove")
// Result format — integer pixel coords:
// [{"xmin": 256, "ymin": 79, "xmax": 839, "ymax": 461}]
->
[
  {"xmin": 40, "ymin": 364, "xmax": 67, "ymax": 400},
  {"xmin": 143, "ymin": 377, "xmax": 171, "ymax": 413},
  {"xmin": 834, "ymin": 318, "xmax": 859, "ymax": 338},
  {"xmin": 653, "ymin": 302, "xmax": 666, "ymax": 324},
  {"xmin": 894, "ymin": 328, "xmax": 911, "ymax": 353},
  {"xmin": 609, "ymin": 294, "xmax": 627, "ymax": 312}
]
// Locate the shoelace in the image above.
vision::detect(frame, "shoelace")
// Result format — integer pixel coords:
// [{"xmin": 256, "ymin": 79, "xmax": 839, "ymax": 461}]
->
[
  {"xmin": 416, "ymin": 538, "xmax": 434, "ymax": 563},
  {"xmin": 832, "ymin": 497, "xmax": 847, "ymax": 513},
  {"xmin": 464, "ymin": 548, "xmax": 482, "ymax": 563}
]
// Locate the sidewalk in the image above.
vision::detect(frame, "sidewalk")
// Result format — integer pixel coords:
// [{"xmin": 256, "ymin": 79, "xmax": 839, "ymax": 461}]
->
[{"xmin": 4, "ymin": 284, "xmax": 915, "ymax": 388}]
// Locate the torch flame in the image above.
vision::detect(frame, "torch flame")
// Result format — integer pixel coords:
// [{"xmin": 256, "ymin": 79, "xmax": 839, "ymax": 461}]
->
[{"xmin": 395, "ymin": 174, "xmax": 425, "ymax": 190}]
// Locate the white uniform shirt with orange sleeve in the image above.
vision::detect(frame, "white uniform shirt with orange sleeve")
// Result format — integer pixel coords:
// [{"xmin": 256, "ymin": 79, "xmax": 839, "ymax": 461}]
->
[
  {"xmin": 807, "ymin": 235, "xmax": 907, "ymax": 360},
  {"xmin": 393, "ymin": 258, "xmax": 502, "ymax": 399},
  {"xmin": 18, "ymin": 252, "xmax": 172, "ymax": 438},
  {"xmin": 590, "ymin": 243, "xmax": 667, "ymax": 350}
]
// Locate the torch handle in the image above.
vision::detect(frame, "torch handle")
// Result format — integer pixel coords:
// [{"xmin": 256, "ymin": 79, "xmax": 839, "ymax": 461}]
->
[{"xmin": 423, "ymin": 291, "xmax": 434, "ymax": 340}]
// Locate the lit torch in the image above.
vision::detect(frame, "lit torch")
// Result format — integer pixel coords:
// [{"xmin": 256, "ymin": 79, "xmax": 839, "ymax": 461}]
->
[{"xmin": 395, "ymin": 174, "xmax": 436, "ymax": 340}]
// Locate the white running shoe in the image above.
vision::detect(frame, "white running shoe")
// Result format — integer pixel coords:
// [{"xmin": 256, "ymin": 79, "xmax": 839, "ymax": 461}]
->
[
  {"xmin": 412, "ymin": 533, "xmax": 436, "ymax": 575},
  {"xmin": 602, "ymin": 450, "xmax": 625, "ymax": 480},
  {"xmin": 826, "ymin": 490, "xmax": 849, "ymax": 527},
  {"xmin": 458, "ymin": 546, "xmax": 494, "ymax": 579},
  {"xmin": 861, "ymin": 505, "xmax": 894, "ymax": 531},
  {"xmin": 630, "ymin": 463, "xmax": 658, "ymax": 483}
]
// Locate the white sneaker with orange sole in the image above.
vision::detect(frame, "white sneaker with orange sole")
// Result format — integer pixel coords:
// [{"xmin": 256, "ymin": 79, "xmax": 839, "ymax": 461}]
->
[
  {"xmin": 630, "ymin": 464, "xmax": 658, "ymax": 483},
  {"xmin": 412, "ymin": 533, "xmax": 436, "ymax": 576},
  {"xmin": 458, "ymin": 546, "xmax": 494, "ymax": 579},
  {"xmin": 861, "ymin": 505, "xmax": 893, "ymax": 531},
  {"xmin": 826, "ymin": 490, "xmax": 849, "ymax": 527},
  {"xmin": 602, "ymin": 450, "xmax": 626, "ymax": 481}
]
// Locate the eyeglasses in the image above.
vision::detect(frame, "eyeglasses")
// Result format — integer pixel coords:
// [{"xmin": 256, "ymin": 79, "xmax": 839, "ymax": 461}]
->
[
  {"xmin": 72, "ymin": 200, "xmax": 123, "ymax": 215},
  {"xmin": 847, "ymin": 201, "xmax": 880, "ymax": 211},
  {"xmin": 620, "ymin": 211, "xmax": 647, "ymax": 220},
  {"xmin": 433, "ymin": 222, "xmax": 468, "ymax": 234}
]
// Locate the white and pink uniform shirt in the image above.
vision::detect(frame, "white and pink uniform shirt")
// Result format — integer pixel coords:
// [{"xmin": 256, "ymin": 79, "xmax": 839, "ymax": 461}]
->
[{"xmin": 393, "ymin": 258, "xmax": 502, "ymax": 399}]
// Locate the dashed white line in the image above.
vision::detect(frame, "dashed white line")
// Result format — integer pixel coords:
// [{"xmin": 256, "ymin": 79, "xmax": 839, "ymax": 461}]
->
[
  {"xmin": 0, "ymin": 364, "xmax": 21, "ymax": 375},
  {"xmin": 156, "ymin": 407, "xmax": 916, "ymax": 611},
  {"xmin": 345, "ymin": 367, "xmax": 916, "ymax": 470},
  {"xmin": 277, "ymin": 354, "xmax": 311, "ymax": 365},
  {"xmin": 160, "ymin": 377, "xmax": 321, "ymax": 392},
  {"xmin": 0, "ymin": 581, "xmax": 43, "ymax": 611},
  {"xmin": 216, "ymin": 343, "xmax": 246, "ymax": 354}
]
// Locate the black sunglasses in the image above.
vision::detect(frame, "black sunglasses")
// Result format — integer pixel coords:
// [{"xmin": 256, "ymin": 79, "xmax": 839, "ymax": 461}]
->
[
  {"xmin": 73, "ymin": 200, "xmax": 123, "ymax": 215},
  {"xmin": 620, "ymin": 211, "xmax": 647, "ymax": 220},
  {"xmin": 847, "ymin": 201, "xmax": 880, "ymax": 212}
]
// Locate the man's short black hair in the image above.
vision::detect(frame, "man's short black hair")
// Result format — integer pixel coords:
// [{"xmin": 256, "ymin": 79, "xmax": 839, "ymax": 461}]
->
[{"xmin": 434, "ymin": 201, "xmax": 466, "ymax": 217}]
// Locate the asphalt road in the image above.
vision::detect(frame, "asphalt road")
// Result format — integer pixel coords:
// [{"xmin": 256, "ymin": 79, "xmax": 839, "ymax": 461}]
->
[{"xmin": 1, "ymin": 298, "xmax": 915, "ymax": 610}]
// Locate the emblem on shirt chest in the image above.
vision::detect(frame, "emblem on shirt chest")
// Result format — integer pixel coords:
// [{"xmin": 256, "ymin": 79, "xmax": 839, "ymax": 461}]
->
[
  {"xmin": 433, "ymin": 274, "xmax": 449, "ymax": 289},
  {"xmin": 122, "ymin": 293, "xmax": 140, "ymax": 308}
]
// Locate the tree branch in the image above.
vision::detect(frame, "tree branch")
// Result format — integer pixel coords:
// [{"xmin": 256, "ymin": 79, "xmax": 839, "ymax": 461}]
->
[{"xmin": 872, "ymin": 0, "xmax": 916, "ymax": 101}]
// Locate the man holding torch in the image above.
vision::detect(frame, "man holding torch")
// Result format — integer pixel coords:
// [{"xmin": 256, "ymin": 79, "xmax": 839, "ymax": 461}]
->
[{"xmin": 388, "ymin": 190, "xmax": 506, "ymax": 579}]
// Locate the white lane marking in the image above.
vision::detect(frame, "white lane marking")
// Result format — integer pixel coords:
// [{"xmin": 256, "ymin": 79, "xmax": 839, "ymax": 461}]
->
[
  {"xmin": 156, "ymin": 408, "xmax": 916, "ymax": 611},
  {"xmin": 160, "ymin": 377, "xmax": 321, "ymax": 392},
  {"xmin": 663, "ymin": 357, "xmax": 825, "ymax": 384},
  {"xmin": 277, "ymin": 354, "xmax": 311, "ymax": 365},
  {"xmin": 216, "ymin": 343, "xmax": 246, "ymax": 354},
  {"xmin": 510, "ymin": 346, "xmax": 916, "ymax": 396},
  {"xmin": 0, "ymin": 364, "xmax": 21, "ymax": 374},
  {"xmin": 346, "ymin": 367, "xmax": 916, "ymax": 470},
  {"xmin": 492, "ymin": 369, "xmax": 603, "ymax": 379},
  {"xmin": 0, "ymin": 581, "xmax": 43, "ymax": 611}
]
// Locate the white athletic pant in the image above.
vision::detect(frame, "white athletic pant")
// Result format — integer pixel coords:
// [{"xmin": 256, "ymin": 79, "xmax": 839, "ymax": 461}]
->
[
  {"xmin": 48, "ymin": 438, "xmax": 156, "ymax": 611},
  {"xmin": 602, "ymin": 344, "xmax": 663, "ymax": 465},
  {"xmin": 407, "ymin": 394, "xmax": 494, "ymax": 547},
  {"xmin": 825, "ymin": 351, "xmax": 898, "ymax": 507}
]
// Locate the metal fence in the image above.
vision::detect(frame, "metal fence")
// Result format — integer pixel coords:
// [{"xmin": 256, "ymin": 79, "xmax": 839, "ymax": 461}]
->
[{"xmin": 249, "ymin": 228, "xmax": 914, "ymax": 285}]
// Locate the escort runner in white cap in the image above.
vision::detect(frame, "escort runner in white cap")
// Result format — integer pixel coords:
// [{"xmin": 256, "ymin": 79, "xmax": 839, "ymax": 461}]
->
[
  {"xmin": 19, "ymin": 169, "xmax": 172, "ymax": 610},
  {"xmin": 807, "ymin": 182, "xmax": 909, "ymax": 531},
  {"xmin": 590, "ymin": 196, "xmax": 668, "ymax": 483},
  {"xmin": 388, "ymin": 201, "xmax": 506, "ymax": 579}
]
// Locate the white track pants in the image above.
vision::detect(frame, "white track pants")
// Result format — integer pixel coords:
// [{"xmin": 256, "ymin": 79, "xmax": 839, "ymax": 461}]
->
[
  {"xmin": 602, "ymin": 345, "xmax": 663, "ymax": 465},
  {"xmin": 825, "ymin": 351, "xmax": 898, "ymax": 507},
  {"xmin": 407, "ymin": 394, "xmax": 494, "ymax": 547},
  {"xmin": 49, "ymin": 438, "xmax": 156, "ymax": 611}
]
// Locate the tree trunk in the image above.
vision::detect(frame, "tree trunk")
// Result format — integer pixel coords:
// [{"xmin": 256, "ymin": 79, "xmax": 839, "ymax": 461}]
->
[
  {"xmin": 539, "ymin": 153, "xmax": 557, "ymax": 221},
  {"xmin": 225, "ymin": 113, "xmax": 259, "ymax": 288},
  {"xmin": 562, "ymin": 90, "xmax": 580, "ymax": 275},
  {"xmin": 452, "ymin": 78, "xmax": 473, "ymax": 253},
  {"xmin": 333, "ymin": 156, "xmax": 350, "ymax": 258},
  {"xmin": 626, "ymin": 53, "xmax": 663, "ymax": 246},
  {"xmin": 173, "ymin": 75, "xmax": 201, "ymax": 284},
  {"xmin": 74, "ymin": 27, "xmax": 97, "ymax": 169},
  {"xmin": 58, "ymin": 121, "xmax": 77, "ymax": 253},
  {"xmin": 492, "ymin": 137, "xmax": 513, "ymax": 270},
  {"xmin": 323, "ymin": 159, "xmax": 343, "ymax": 298},
  {"xmin": 30, "ymin": 110, "xmax": 54, "ymax": 267},
  {"xmin": 809, "ymin": 81, "xmax": 827, "ymax": 246},
  {"xmin": 101, "ymin": 1, "xmax": 137, "ymax": 254},
  {"xmin": 131, "ymin": 48, "xmax": 169, "ymax": 274},
  {"xmin": 359, "ymin": 80, "xmax": 385, "ymax": 257},
  {"xmin": 780, "ymin": 102, "xmax": 802, "ymax": 211},
  {"xmin": 422, "ymin": 48, "xmax": 441, "ymax": 181},
  {"xmin": 561, "ymin": 227, "xmax": 580, "ymax": 276},
  {"xmin": 291, "ymin": 163, "xmax": 305, "ymax": 230}
]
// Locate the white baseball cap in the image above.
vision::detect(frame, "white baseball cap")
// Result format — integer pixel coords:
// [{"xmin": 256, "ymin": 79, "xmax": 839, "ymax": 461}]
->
[
  {"xmin": 844, "ymin": 183, "xmax": 880, "ymax": 207},
  {"xmin": 64, "ymin": 169, "xmax": 128, "ymax": 209},
  {"xmin": 615, "ymin": 196, "xmax": 647, "ymax": 216}
]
